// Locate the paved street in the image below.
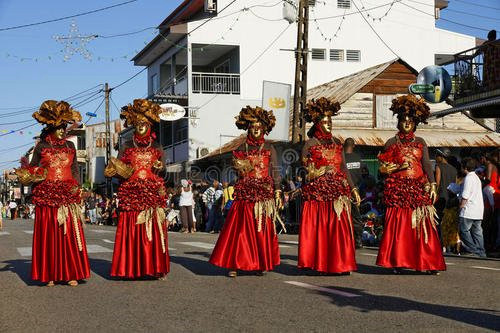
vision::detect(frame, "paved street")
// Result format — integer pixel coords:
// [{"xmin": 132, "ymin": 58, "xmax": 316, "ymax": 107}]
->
[{"xmin": 0, "ymin": 218, "xmax": 499, "ymax": 332}]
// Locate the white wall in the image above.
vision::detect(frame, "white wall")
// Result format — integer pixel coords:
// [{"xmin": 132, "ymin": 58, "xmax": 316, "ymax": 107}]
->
[
  {"xmin": 188, "ymin": 94, "xmax": 259, "ymax": 159},
  {"xmin": 186, "ymin": 0, "xmax": 475, "ymax": 101},
  {"xmin": 149, "ymin": 0, "xmax": 477, "ymax": 161}
]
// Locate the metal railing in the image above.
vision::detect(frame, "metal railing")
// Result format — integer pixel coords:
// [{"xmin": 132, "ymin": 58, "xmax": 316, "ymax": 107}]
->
[
  {"xmin": 192, "ymin": 72, "xmax": 240, "ymax": 94},
  {"xmin": 453, "ymin": 40, "xmax": 500, "ymax": 102}
]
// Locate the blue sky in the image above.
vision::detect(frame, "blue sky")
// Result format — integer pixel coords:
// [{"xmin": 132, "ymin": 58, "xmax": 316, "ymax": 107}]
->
[{"xmin": 0, "ymin": 0, "xmax": 498, "ymax": 170}]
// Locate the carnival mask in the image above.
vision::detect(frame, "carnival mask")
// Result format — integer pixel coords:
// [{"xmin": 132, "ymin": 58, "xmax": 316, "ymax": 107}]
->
[
  {"xmin": 53, "ymin": 127, "xmax": 66, "ymax": 140},
  {"xmin": 135, "ymin": 122, "xmax": 150, "ymax": 137},
  {"xmin": 398, "ymin": 115, "xmax": 415, "ymax": 134},
  {"xmin": 319, "ymin": 115, "xmax": 333, "ymax": 134},
  {"xmin": 248, "ymin": 121, "xmax": 264, "ymax": 140}
]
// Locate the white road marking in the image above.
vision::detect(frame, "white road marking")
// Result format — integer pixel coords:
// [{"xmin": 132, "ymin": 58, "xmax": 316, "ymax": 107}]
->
[
  {"xmin": 103, "ymin": 238, "xmax": 176, "ymax": 251},
  {"xmin": 285, "ymin": 281, "xmax": 361, "ymax": 298},
  {"xmin": 86, "ymin": 245, "xmax": 113, "ymax": 253},
  {"xmin": 445, "ymin": 262, "xmax": 456, "ymax": 265},
  {"xmin": 90, "ymin": 230, "xmax": 114, "ymax": 234},
  {"xmin": 471, "ymin": 266, "xmax": 500, "ymax": 271},
  {"xmin": 179, "ymin": 241, "xmax": 214, "ymax": 250},
  {"xmin": 0, "ymin": 231, "xmax": 10, "ymax": 236},
  {"xmin": 360, "ymin": 253, "xmax": 378, "ymax": 257},
  {"xmin": 280, "ymin": 240, "xmax": 298, "ymax": 245},
  {"xmin": 18, "ymin": 244, "xmax": 113, "ymax": 256},
  {"xmin": 17, "ymin": 247, "xmax": 32, "ymax": 256},
  {"xmin": 279, "ymin": 245, "xmax": 291, "ymax": 248},
  {"xmin": 23, "ymin": 230, "xmax": 33, "ymax": 234}
]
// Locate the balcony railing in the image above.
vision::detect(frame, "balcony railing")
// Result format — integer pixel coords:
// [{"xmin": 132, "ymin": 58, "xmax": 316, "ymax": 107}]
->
[
  {"xmin": 192, "ymin": 72, "xmax": 240, "ymax": 94},
  {"xmin": 453, "ymin": 40, "xmax": 500, "ymax": 103}
]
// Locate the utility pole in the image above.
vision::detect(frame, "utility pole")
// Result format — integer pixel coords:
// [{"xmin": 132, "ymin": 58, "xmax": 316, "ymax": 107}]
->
[
  {"xmin": 104, "ymin": 83, "xmax": 112, "ymax": 198},
  {"xmin": 292, "ymin": 0, "xmax": 309, "ymax": 143}
]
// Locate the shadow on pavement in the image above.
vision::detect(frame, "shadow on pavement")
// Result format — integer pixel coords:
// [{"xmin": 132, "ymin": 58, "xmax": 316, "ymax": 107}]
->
[
  {"xmin": 89, "ymin": 258, "xmax": 114, "ymax": 280},
  {"xmin": 316, "ymin": 286, "xmax": 500, "ymax": 331},
  {"xmin": 170, "ymin": 255, "xmax": 226, "ymax": 276},
  {"xmin": 0, "ymin": 259, "xmax": 44, "ymax": 286}
]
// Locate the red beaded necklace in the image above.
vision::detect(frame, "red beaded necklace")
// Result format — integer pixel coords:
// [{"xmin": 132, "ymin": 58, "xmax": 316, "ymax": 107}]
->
[
  {"xmin": 313, "ymin": 123, "xmax": 333, "ymax": 141},
  {"xmin": 246, "ymin": 135, "xmax": 265, "ymax": 146},
  {"xmin": 45, "ymin": 133, "xmax": 66, "ymax": 146}
]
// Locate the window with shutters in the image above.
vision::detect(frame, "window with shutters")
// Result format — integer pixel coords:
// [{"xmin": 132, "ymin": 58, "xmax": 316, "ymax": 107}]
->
[
  {"xmin": 337, "ymin": 0, "xmax": 350, "ymax": 9},
  {"xmin": 346, "ymin": 49, "xmax": 361, "ymax": 62},
  {"xmin": 311, "ymin": 48, "xmax": 326, "ymax": 60},
  {"xmin": 329, "ymin": 49, "xmax": 344, "ymax": 61}
]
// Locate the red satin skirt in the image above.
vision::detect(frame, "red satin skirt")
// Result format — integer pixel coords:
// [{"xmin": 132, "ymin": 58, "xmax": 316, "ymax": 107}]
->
[
  {"xmin": 377, "ymin": 207, "xmax": 446, "ymax": 271},
  {"xmin": 298, "ymin": 200, "xmax": 357, "ymax": 273},
  {"xmin": 32, "ymin": 206, "xmax": 90, "ymax": 282},
  {"xmin": 111, "ymin": 211, "xmax": 170, "ymax": 278},
  {"xmin": 209, "ymin": 201, "xmax": 280, "ymax": 271}
]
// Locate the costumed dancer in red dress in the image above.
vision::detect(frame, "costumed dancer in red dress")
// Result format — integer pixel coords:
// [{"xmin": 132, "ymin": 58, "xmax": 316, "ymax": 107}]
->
[
  {"xmin": 298, "ymin": 98, "xmax": 361, "ymax": 274},
  {"xmin": 209, "ymin": 106, "xmax": 284, "ymax": 277},
  {"xmin": 105, "ymin": 99, "xmax": 170, "ymax": 279},
  {"xmin": 16, "ymin": 100, "xmax": 90, "ymax": 286},
  {"xmin": 376, "ymin": 95, "xmax": 446, "ymax": 274}
]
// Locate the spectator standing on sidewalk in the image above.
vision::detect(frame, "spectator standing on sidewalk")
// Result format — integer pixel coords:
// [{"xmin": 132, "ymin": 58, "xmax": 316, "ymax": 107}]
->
[
  {"xmin": 86, "ymin": 193, "xmax": 97, "ymax": 225},
  {"xmin": 0, "ymin": 201, "xmax": 3, "ymax": 230},
  {"xmin": 179, "ymin": 179, "xmax": 196, "ymax": 233},
  {"xmin": 459, "ymin": 158, "xmax": 486, "ymax": 257},
  {"xmin": 435, "ymin": 148, "xmax": 458, "ymax": 242},
  {"xmin": 222, "ymin": 181, "xmax": 234, "ymax": 221},
  {"xmin": 8, "ymin": 200, "xmax": 17, "ymax": 220},
  {"xmin": 203, "ymin": 180, "xmax": 221, "ymax": 233},
  {"xmin": 344, "ymin": 138, "xmax": 363, "ymax": 248}
]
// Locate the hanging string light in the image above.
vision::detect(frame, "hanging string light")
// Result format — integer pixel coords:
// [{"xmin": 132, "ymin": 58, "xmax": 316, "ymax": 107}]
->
[{"xmin": 53, "ymin": 20, "xmax": 97, "ymax": 61}]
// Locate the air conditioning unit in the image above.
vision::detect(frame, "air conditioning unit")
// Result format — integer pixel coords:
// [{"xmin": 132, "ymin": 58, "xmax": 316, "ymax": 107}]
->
[
  {"xmin": 197, "ymin": 147, "xmax": 210, "ymax": 158},
  {"xmin": 205, "ymin": 0, "xmax": 217, "ymax": 13}
]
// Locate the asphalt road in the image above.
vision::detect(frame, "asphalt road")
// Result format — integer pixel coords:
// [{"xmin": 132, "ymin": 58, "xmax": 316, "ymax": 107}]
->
[{"xmin": 0, "ymin": 218, "xmax": 499, "ymax": 332}]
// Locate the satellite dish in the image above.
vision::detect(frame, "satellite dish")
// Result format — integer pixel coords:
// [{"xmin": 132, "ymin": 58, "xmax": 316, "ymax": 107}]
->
[{"xmin": 159, "ymin": 103, "xmax": 185, "ymax": 121}]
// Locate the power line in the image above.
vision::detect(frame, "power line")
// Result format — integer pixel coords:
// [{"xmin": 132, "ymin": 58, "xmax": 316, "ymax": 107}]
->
[
  {"xmin": 0, "ymin": 142, "xmax": 34, "ymax": 153},
  {"xmin": 98, "ymin": 27, "xmax": 156, "ymax": 38},
  {"xmin": 0, "ymin": 84, "xmax": 104, "ymax": 117},
  {"xmin": 111, "ymin": 67, "xmax": 148, "ymax": 91},
  {"xmin": 186, "ymin": 0, "xmax": 239, "ymax": 36},
  {"xmin": 0, "ymin": 0, "xmax": 139, "ymax": 32},
  {"xmin": 406, "ymin": 0, "xmax": 500, "ymax": 21},
  {"xmin": 315, "ymin": 0, "xmax": 403, "ymax": 20},
  {"xmin": 399, "ymin": 1, "xmax": 493, "ymax": 32},
  {"xmin": 352, "ymin": 0, "xmax": 400, "ymax": 57},
  {"xmin": 453, "ymin": 0, "xmax": 500, "ymax": 11},
  {"xmin": 0, "ymin": 119, "xmax": 34, "ymax": 126},
  {"xmin": 0, "ymin": 122, "xmax": 38, "ymax": 138},
  {"xmin": 195, "ymin": 22, "xmax": 293, "ymax": 111}
]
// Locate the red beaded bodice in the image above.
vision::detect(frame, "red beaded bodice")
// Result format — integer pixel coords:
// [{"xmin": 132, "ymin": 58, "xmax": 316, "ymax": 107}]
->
[
  {"xmin": 306, "ymin": 143, "xmax": 343, "ymax": 172},
  {"xmin": 233, "ymin": 149, "xmax": 271, "ymax": 180},
  {"xmin": 40, "ymin": 147, "xmax": 75, "ymax": 181},
  {"xmin": 121, "ymin": 147, "xmax": 162, "ymax": 181},
  {"xmin": 117, "ymin": 146, "xmax": 166, "ymax": 211},
  {"xmin": 232, "ymin": 149, "xmax": 274, "ymax": 202}
]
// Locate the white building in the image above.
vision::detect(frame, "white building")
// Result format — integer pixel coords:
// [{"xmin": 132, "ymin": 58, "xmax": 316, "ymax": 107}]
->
[
  {"xmin": 132, "ymin": 0, "xmax": 476, "ymax": 166},
  {"xmin": 85, "ymin": 120, "xmax": 122, "ymax": 185}
]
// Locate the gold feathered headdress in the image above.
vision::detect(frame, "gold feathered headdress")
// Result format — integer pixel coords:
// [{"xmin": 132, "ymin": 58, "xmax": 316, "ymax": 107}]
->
[
  {"xmin": 120, "ymin": 99, "xmax": 161, "ymax": 127},
  {"xmin": 32, "ymin": 100, "xmax": 82, "ymax": 127},
  {"xmin": 390, "ymin": 94, "xmax": 431, "ymax": 125},
  {"xmin": 304, "ymin": 97, "xmax": 341, "ymax": 123},
  {"xmin": 235, "ymin": 106, "xmax": 276, "ymax": 134}
]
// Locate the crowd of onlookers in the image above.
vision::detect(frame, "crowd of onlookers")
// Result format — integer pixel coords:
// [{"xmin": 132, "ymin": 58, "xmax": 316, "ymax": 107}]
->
[{"xmin": 4, "ymin": 143, "xmax": 499, "ymax": 258}]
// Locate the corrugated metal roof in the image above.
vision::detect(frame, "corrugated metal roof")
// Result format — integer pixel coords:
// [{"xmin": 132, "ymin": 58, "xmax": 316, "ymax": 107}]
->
[
  {"xmin": 333, "ymin": 128, "xmax": 500, "ymax": 147},
  {"xmin": 307, "ymin": 58, "xmax": 399, "ymax": 103}
]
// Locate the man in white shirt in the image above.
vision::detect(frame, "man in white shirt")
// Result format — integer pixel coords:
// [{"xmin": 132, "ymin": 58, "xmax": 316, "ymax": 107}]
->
[
  {"xmin": 8, "ymin": 200, "xmax": 17, "ymax": 220},
  {"xmin": 459, "ymin": 158, "xmax": 486, "ymax": 257}
]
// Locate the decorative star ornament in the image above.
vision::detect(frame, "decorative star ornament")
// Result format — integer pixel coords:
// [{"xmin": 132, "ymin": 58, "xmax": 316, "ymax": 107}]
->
[{"xmin": 53, "ymin": 20, "xmax": 97, "ymax": 61}]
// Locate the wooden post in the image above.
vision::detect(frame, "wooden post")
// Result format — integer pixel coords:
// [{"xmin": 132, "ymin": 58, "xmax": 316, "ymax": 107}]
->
[{"xmin": 292, "ymin": 0, "xmax": 309, "ymax": 143}]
